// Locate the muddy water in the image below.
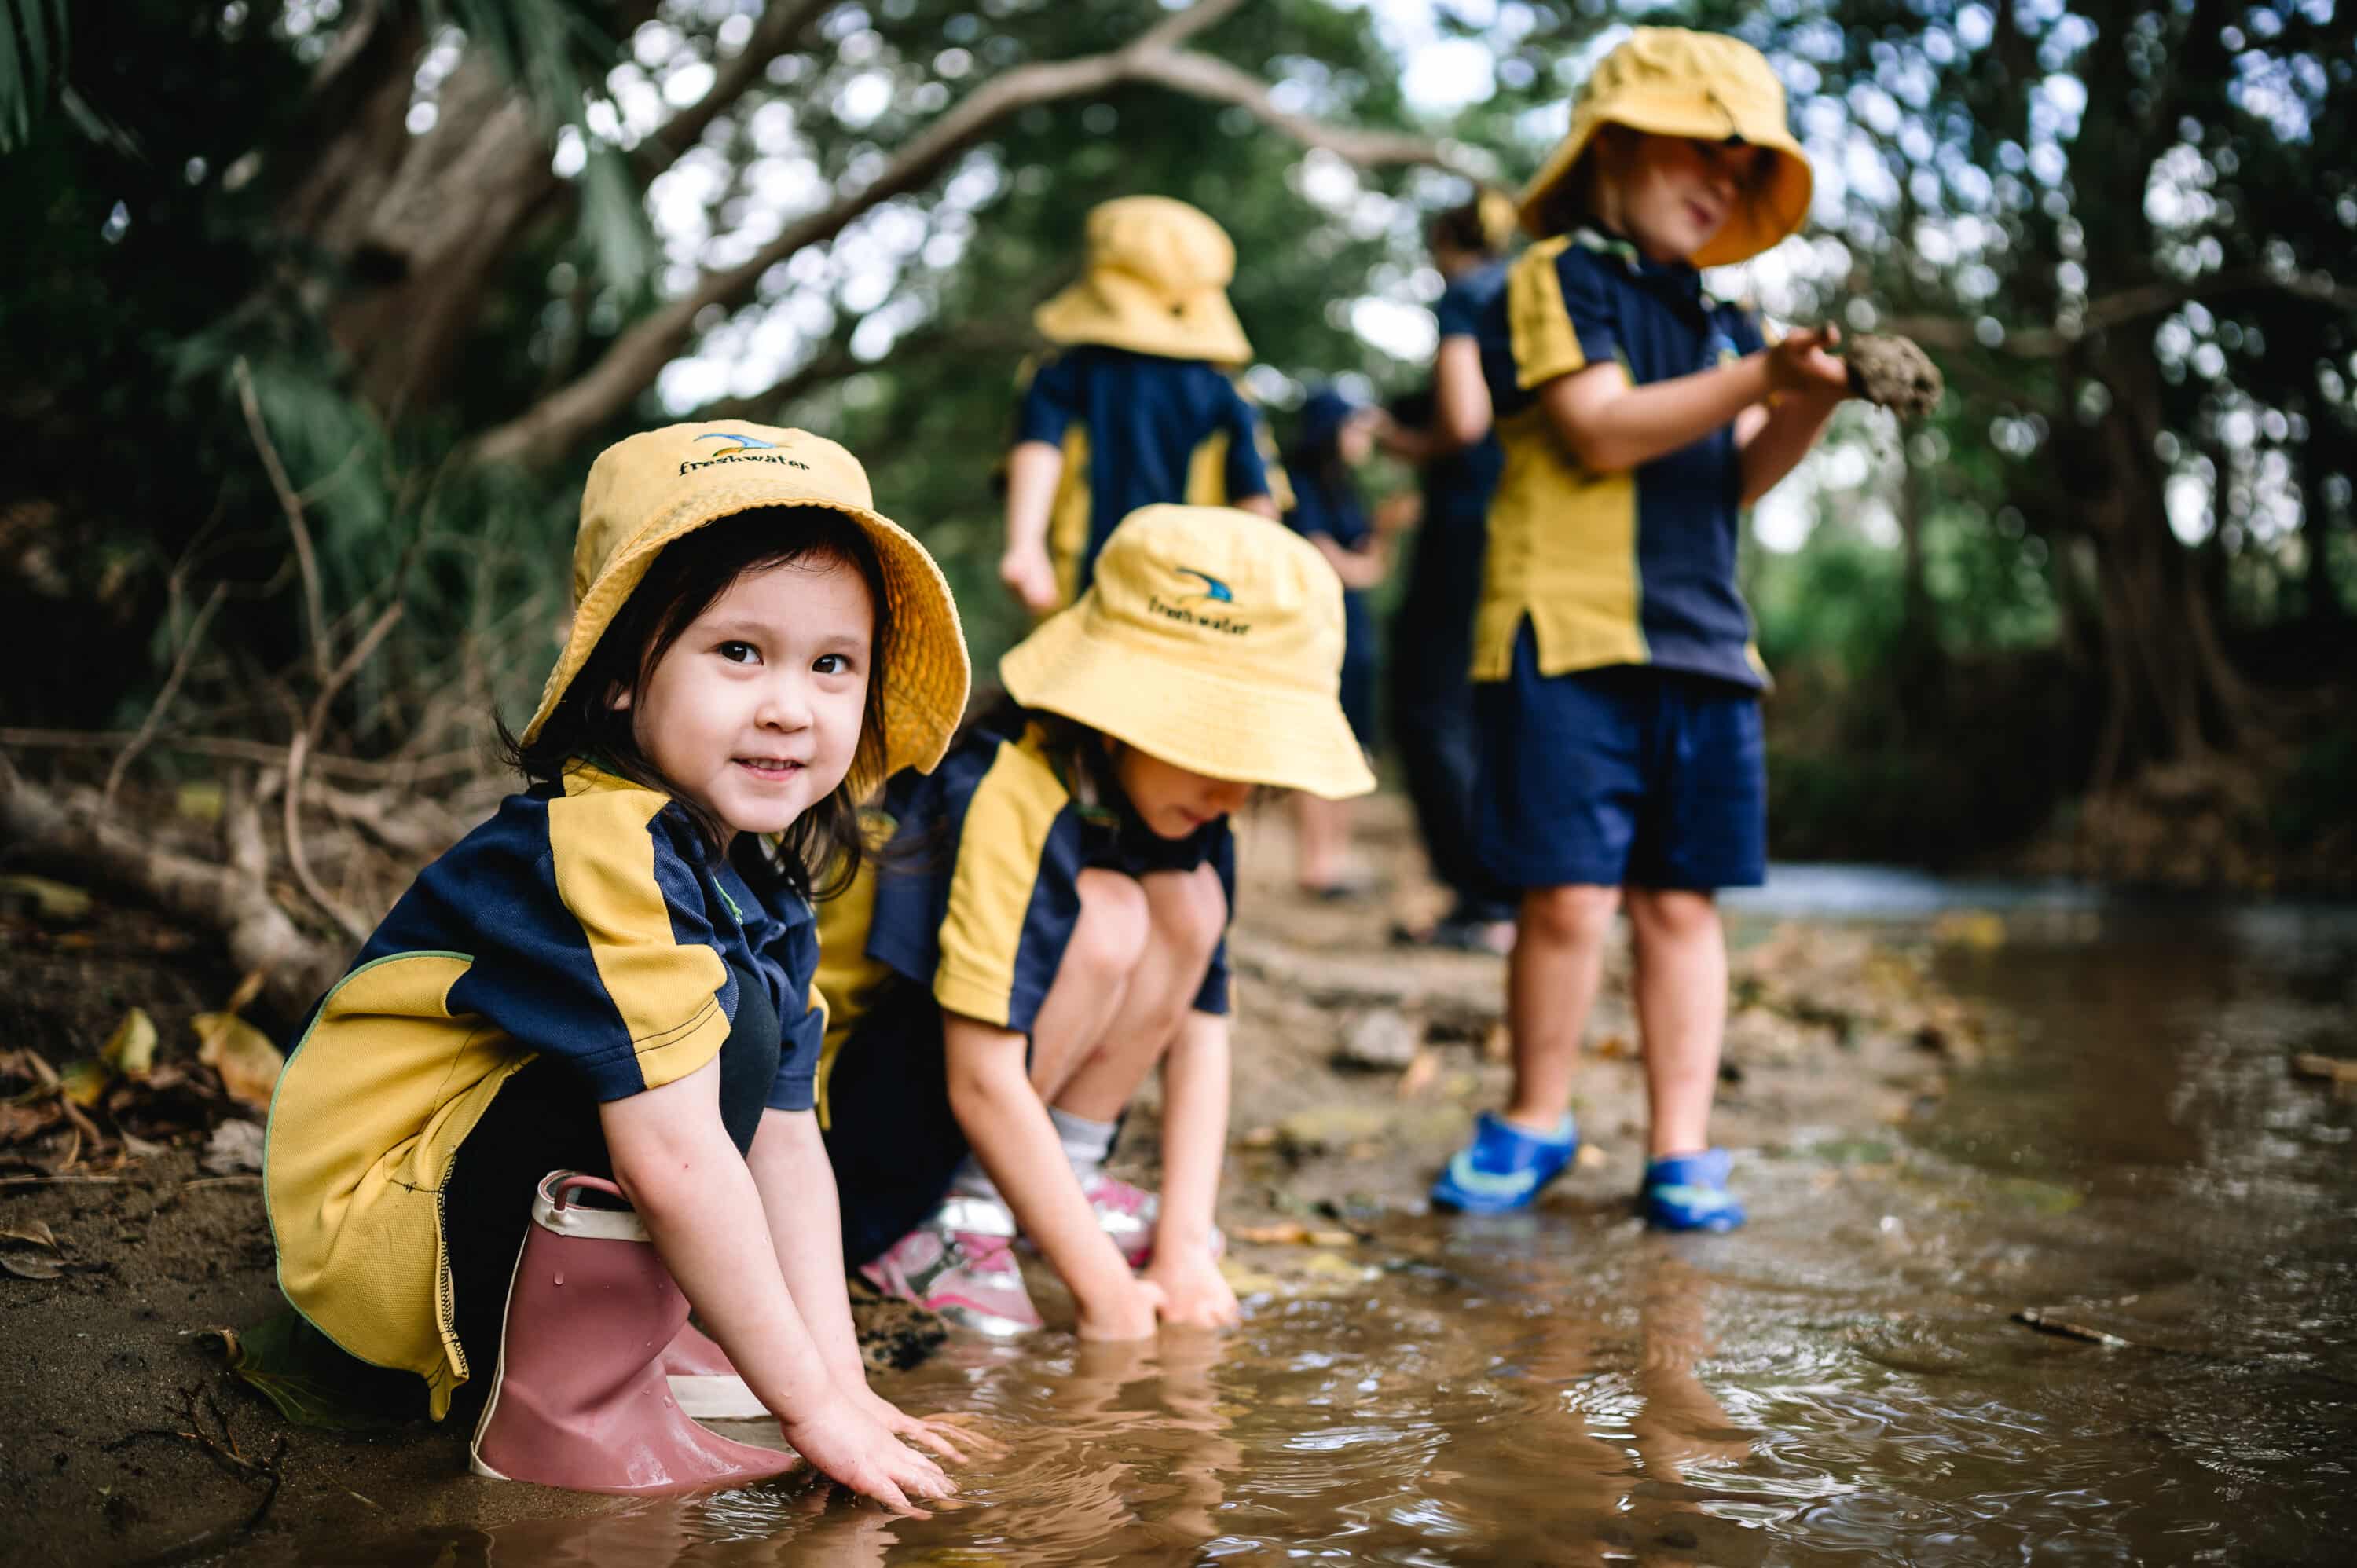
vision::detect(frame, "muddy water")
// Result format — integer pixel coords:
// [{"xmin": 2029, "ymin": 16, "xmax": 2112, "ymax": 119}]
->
[{"xmin": 298, "ymin": 890, "xmax": 2357, "ymax": 1566}]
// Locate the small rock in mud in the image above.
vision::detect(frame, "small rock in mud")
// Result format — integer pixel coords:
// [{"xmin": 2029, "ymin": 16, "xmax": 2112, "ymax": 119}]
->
[
  {"xmin": 1335, "ymin": 1009, "xmax": 1422, "ymax": 1071},
  {"xmin": 1844, "ymin": 333, "xmax": 1943, "ymax": 419}
]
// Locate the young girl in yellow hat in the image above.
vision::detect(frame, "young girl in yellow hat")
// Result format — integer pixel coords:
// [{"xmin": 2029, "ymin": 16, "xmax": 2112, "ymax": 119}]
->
[
  {"xmin": 818, "ymin": 503, "xmax": 1373, "ymax": 1339},
  {"xmin": 1430, "ymin": 29, "xmax": 1859, "ymax": 1229},
  {"xmin": 998, "ymin": 196, "xmax": 1286, "ymax": 616},
  {"xmin": 265, "ymin": 423, "xmax": 974, "ymax": 1508}
]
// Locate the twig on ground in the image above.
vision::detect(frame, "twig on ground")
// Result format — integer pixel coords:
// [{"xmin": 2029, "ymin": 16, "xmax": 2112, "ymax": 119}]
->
[
  {"xmin": 283, "ymin": 602, "xmax": 405, "ymax": 943},
  {"xmin": 105, "ymin": 583, "xmax": 230, "ymax": 817}
]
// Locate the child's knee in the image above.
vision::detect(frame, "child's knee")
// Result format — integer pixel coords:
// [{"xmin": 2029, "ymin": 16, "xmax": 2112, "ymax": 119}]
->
[
  {"xmin": 1069, "ymin": 870, "xmax": 1152, "ymax": 981},
  {"xmin": 1625, "ymin": 886, "xmax": 1718, "ymax": 940},
  {"xmin": 1522, "ymin": 885, "xmax": 1621, "ymax": 947},
  {"xmin": 1148, "ymin": 863, "xmax": 1228, "ymax": 965}
]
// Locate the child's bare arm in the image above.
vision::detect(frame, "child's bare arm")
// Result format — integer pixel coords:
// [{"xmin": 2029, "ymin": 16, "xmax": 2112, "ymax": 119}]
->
[
  {"xmin": 943, "ymin": 1012, "xmax": 1163, "ymax": 1339},
  {"xmin": 999, "ymin": 440, "xmax": 1065, "ymax": 613},
  {"xmin": 1147, "ymin": 1009, "xmax": 1239, "ymax": 1328},
  {"xmin": 1738, "ymin": 387, "xmax": 1844, "ymax": 504},
  {"xmin": 1541, "ymin": 326, "xmax": 1849, "ymax": 475},
  {"xmin": 1307, "ymin": 532, "xmax": 1387, "ymax": 590},
  {"xmin": 1431, "ymin": 335, "xmax": 1494, "ymax": 452},
  {"xmin": 604, "ymin": 1061, "xmax": 951, "ymax": 1513}
]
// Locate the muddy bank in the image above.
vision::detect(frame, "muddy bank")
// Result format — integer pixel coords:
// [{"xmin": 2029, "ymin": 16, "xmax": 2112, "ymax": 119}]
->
[{"xmin": 1, "ymin": 795, "xmax": 1989, "ymax": 1565}]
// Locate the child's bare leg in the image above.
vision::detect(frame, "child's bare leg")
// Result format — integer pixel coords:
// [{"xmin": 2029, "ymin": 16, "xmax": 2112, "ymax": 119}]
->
[
  {"xmin": 1290, "ymin": 793, "xmax": 1352, "ymax": 890},
  {"xmin": 1501, "ymin": 885, "xmax": 1620, "ymax": 1131},
  {"xmin": 1044, "ymin": 863, "xmax": 1226, "ymax": 1120},
  {"xmin": 1025, "ymin": 869, "xmax": 1149, "ymax": 1101},
  {"xmin": 1622, "ymin": 887, "xmax": 1727, "ymax": 1157}
]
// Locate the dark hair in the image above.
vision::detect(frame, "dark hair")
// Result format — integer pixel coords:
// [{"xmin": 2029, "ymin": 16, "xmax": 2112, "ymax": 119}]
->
[
  {"xmin": 500, "ymin": 507, "xmax": 893, "ymax": 902},
  {"xmin": 1428, "ymin": 194, "xmax": 1504, "ymax": 259}
]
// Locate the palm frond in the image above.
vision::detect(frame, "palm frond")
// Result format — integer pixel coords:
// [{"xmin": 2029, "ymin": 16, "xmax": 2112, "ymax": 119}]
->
[{"xmin": 0, "ymin": 0, "xmax": 70, "ymax": 152}]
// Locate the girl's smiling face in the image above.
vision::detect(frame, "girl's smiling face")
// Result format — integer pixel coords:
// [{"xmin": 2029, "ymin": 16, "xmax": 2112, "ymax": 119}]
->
[
  {"xmin": 614, "ymin": 553, "xmax": 874, "ymax": 845},
  {"xmin": 1113, "ymin": 744, "xmax": 1252, "ymax": 841}
]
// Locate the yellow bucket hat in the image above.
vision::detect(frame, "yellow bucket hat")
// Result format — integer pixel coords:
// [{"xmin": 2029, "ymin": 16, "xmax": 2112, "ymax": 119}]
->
[
  {"xmin": 1032, "ymin": 196, "xmax": 1254, "ymax": 366},
  {"xmin": 1519, "ymin": 27, "xmax": 1812, "ymax": 268},
  {"xmin": 521, "ymin": 420, "xmax": 971, "ymax": 792},
  {"xmin": 999, "ymin": 504, "xmax": 1375, "ymax": 800}
]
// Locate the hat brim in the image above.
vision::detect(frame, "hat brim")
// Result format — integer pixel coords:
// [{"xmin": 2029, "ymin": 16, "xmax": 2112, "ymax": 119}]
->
[
  {"xmin": 520, "ymin": 485, "xmax": 970, "ymax": 796},
  {"xmin": 1034, "ymin": 270, "xmax": 1253, "ymax": 365},
  {"xmin": 999, "ymin": 606, "xmax": 1375, "ymax": 801},
  {"xmin": 1517, "ymin": 101, "xmax": 1813, "ymax": 268}
]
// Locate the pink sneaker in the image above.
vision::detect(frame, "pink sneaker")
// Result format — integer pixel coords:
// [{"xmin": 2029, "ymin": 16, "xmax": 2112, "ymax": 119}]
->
[
  {"xmin": 859, "ymin": 1195, "xmax": 1041, "ymax": 1336},
  {"xmin": 1080, "ymin": 1173, "xmax": 1224, "ymax": 1269}
]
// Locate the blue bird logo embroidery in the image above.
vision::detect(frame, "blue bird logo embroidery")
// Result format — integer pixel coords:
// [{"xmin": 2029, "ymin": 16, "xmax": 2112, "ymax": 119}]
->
[
  {"xmin": 695, "ymin": 431, "xmax": 778, "ymax": 459},
  {"xmin": 1174, "ymin": 568, "xmax": 1233, "ymax": 606}
]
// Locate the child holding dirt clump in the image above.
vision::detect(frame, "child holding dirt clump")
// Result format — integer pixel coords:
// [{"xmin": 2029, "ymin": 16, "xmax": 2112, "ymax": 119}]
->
[
  {"xmin": 1431, "ymin": 29, "xmax": 1857, "ymax": 1230},
  {"xmin": 817, "ymin": 504, "xmax": 1373, "ymax": 1340},
  {"xmin": 997, "ymin": 196, "xmax": 1285, "ymax": 616},
  {"xmin": 265, "ymin": 423, "xmax": 978, "ymax": 1505}
]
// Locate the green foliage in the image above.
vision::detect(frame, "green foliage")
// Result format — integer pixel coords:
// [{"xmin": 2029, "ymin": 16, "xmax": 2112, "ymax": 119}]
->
[{"xmin": 0, "ymin": 0, "xmax": 68, "ymax": 150}]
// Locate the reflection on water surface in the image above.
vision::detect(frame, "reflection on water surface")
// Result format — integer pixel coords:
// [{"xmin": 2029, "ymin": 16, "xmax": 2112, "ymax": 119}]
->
[{"xmin": 299, "ymin": 895, "xmax": 2357, "ymax": 1566}]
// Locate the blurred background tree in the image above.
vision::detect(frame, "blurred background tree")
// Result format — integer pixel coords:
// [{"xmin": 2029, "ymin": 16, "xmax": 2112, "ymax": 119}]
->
[{"xmin": 2, "ymin": 0, "xmax": 2351, "ymax": 942}]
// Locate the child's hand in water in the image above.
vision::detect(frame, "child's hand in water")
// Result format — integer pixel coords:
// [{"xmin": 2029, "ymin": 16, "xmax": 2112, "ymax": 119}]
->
[
  {"xmin": 849, "ymin": 1382, "xmax": 1007, "ymax": 1466},
  {"xmin": 782, "ymin": 1401, "xmax": 957, "ymax": 1516},
  {"xmin": 997, "ymin": 545, "xmax": 1060, "ymax": 615},
  {"xmin": 1076, "ymin": 1273, "xmax": 1166, "ymax": 1341},
  {"xmin": 1764, "ymin": 325, "xmax": 1850, "ymax": 397},
  {"xmin": 1145, "ymin": 1245, "xmax": 1241, "ymax": 1330}
]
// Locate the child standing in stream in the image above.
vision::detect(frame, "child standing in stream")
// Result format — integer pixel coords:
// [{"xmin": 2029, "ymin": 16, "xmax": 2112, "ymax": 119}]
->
[
  {"xmin": 264, "ymin": 423, "xmax": 976, "ymax": 1505},
  {"xmin": 997, "ymin": 195, "xmax": 1285, "ymax": 617},
  {"xmin": 818, "ymin": 504, "xmax": 1374, "ymax": 1339},
  {"xmin": 1431, "ymin": 29, "xmax": 1858, "ymax": 1229}
]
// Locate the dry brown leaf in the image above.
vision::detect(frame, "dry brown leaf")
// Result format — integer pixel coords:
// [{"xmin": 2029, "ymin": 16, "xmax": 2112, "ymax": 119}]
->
[
  {"xmin": 57, "ymin": 1060, "xmax": 110, "ymax": 1108},
  {"xmin": 2, "ymin": 1253, "xmax": 64, "ymax": 1280},
  {"xmin": 1396, "ymin": 1047, "xmax": 1440, "ymax": 1100},
  {"xmin": 103, "ymin": 1008, "xmax": 158, "ymax": 1078},
  {"xmin": 0, "ymin": 874, "xmax": 93, "ymax": 923},
  {"xmin": 196, "ymin": 1013, "xmax": 285, "ymax": 1106},
  {"xmin": 1, "ymin": 1219, "xmax": 59, "ymax": 1250}
]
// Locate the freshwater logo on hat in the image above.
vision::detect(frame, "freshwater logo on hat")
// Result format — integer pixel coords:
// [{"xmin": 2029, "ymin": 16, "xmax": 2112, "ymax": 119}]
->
[
  {"xmin": 1153, "ymin": 566, "xmax": 1250, "ymax": 635},
  {"xmin": 679, "ymin": 429, "xmax": 812, "ymax": 475}
]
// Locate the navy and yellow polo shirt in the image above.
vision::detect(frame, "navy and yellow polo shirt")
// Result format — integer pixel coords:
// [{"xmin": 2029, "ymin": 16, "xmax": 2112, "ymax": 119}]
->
[
  {"xmin": 1015, "ymin": 345, "xmax": 1286, "ymax": 605},
  {"xmin": 813, "ymin": 717, "xmax": 1235, "ymax": 1112},
  {"xmin": 1471, "ymin": 228, "xmax": 1769, "ymax": 690},
  {"xmin": 264, "ymin": 763, "xmax": 827, "ymax": 1417}
]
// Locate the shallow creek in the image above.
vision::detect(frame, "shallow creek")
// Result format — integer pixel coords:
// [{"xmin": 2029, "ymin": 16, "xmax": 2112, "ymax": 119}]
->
[{"xmin": 282, "ymin": 879, "xmax": 2357, "ymax": 1566}]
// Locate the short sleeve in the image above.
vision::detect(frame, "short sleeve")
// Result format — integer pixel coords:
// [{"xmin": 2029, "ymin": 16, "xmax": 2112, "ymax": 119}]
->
[
  {"xmin": 1432, "ymin": 276, "xmax": 1485, "ymax": 339},
  {"xmin": 1190, "ymin": 827, "xmax": 1237, "ymax": 1016},
  {"xmin": 1014, "ymin": 353, "xmax": 1082, "ymax": 448},
  {"xmin": 440, "ymin": 791, "xmax": 733, "ymax": 1104},
  {"xmin": 863, "ymin": 740, "xmax": 1087, "ymax": 1038},
  {"xmin": 1218, "ymin": 385, "xmax": 1274, "ymax": 502},
  {"xmin": 1509, "ymin": 239, "xmax": 1622, "ymax": 390}
]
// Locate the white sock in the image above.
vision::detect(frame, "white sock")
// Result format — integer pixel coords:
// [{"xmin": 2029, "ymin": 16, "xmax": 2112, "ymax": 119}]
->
[
  {"xmin": 1048, "ymin": 1105, "xmax": 1117, "ymax": 1184},
  {"xmin": 948, "ymin": 1154, "xmax": 1002, "ymax": 1203}
]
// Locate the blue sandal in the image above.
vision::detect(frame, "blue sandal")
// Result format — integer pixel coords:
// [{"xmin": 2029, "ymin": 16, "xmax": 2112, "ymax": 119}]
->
[
  {"xmin": 1640, "ymin": 1149, "xmax": 1745, "ymax": 1232},
  {"xmin": 1431, "ymin": 1111, "xmax": 1578, "ymax": 1214}
]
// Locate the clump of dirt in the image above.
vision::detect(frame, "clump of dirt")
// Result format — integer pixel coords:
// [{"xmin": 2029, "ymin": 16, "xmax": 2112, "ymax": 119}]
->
[{"xmin": 1845, "ymin": 333, "xmax": 1944, "ymax": 419}]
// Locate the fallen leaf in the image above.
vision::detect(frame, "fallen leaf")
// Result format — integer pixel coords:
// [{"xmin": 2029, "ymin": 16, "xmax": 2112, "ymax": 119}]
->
[
  {"xmin": 1395, "ymin": 1048, "xmax": 1440, "ymax": 1099},
  {"xmin": 102, "ymin": 1008, "xmax": 158, "ymax": 1078},
  {"xmin": 1574, "ymin": 1143, "xmax": 1608, "ymax": 1171},
  {"xmin": 195, "ymin": 1013, "xmax": 285, "ymax": 1107},
  {"xmin": 201, "ymin": 1119, "xmax": 265, "ymax": 1176},
  {"xmin": 57, "ymin": 1060, "xmax": 110, "ymax": 1108},
  {"xmin": 175, "ymin": 782, "xmax": 225, "ymax": 822},
  {"xmin": 0, "ymin": 874, "xmax": 93, "ymax": 923},
  {"xmin": 2, "ymin": 1253, "xmax": 64, "ymax": 1280},
  {"xmin": 2291, "ymin": 1053, "xmax": 2357, "ymax": 1085},
  {"xmin": 1233, "ymin": 1222, "xmax": 1318, "ymax": 1246},
  {"xmin": 1, "ymin": 1220, "xmax": 59, "ymax": 1249},
  {"xmin": 1593, "ymin": 1033, "xmax": 1632, "ymax": 1060}
]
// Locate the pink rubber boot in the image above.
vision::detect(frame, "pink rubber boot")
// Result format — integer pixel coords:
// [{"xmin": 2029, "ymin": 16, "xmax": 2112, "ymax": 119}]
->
[
  {"xmin": 661, "ymin": 1321, "xmax": 765, "ymax": 1421},
  {"xmin": 467, "ymin": 1171, "xmax": 798, "ymax": 1495}
]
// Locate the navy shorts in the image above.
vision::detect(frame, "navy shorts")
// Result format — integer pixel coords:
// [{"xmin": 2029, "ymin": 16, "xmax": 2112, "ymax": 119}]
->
[{"xmin": 1472, "ymin": 624, "xmax": 1765, "ymax": 892}]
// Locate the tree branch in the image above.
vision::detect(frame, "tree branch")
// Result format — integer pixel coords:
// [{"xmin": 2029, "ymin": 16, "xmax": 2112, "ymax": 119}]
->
[
  {"xmin": 468, "ymin": 0, "xmax": 1454, "ymax": 470},
  {"xmin": 643, "ymin": 0, "xmax": 832, "ymax": 166},
  {"xmin": 1884, "ymin": 264, "xmax": 2356, "ymax": 361}
]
